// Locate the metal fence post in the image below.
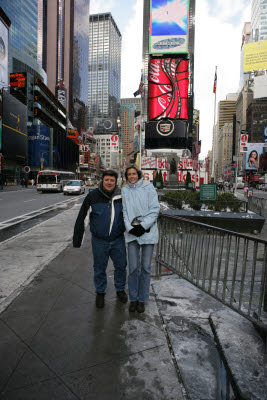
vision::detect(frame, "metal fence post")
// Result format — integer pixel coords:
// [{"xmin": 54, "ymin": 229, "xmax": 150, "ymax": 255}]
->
[{"xmin": 264, "ymin": 267, "xmax": 267, "ymax": 313}]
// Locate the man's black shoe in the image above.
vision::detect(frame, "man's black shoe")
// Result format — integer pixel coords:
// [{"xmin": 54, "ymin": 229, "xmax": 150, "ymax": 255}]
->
[
  {"xmin": 96, "ymin": 293, "xmax": 105, "ymax": 308},
  {"xmin": 137, "ymin": 302, "xmax": 145, "ymax": 313},
  {"xmin": 116, "ymin": 290, "xmax": 128, "ymax": 303},
  {"xmin": 129, "ymin": 301, "xmax": 138, "ymax": 312}
]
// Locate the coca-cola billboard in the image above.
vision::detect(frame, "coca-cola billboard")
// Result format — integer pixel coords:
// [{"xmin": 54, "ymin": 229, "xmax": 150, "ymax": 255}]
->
[{"xmin": 148, "ymin": 58, "xmax": 189, "ymax": 120}]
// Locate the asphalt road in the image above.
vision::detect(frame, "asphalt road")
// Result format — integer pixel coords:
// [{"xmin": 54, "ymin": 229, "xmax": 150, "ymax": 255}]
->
[
  {"xmin": 0, "ymin": 186, "xmax": 89, "ymax": 223},
  {"xmin": 236, "ymin": 187, "xmax": 267, "ymax": 199}
]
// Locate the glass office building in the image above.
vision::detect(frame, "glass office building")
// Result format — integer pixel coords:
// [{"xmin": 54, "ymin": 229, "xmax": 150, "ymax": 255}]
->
[
  {"xmin": 88, "ymin": 13, "xmax": 121, "ymax": 128},
  {"xmin": 251, "ymin": 0, "xmax": 267, "ymax": 41},
  {"xmin": 73, "ymin": 0, "xmax": 90, "ymax": 107},
  {"xmin": 0, "ymin": 0, "xmax": 46, "ymax": 80}
]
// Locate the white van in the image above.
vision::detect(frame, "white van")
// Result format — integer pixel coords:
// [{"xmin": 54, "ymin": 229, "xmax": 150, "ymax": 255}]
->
[{"xmin": 236, "ymin": 177, "xmax": 244, "ymax": 189}]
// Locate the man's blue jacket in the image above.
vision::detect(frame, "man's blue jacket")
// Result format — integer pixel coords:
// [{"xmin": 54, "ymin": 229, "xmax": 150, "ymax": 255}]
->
[{"xmin": 73, "ymin": 184, "xmax": 125, "ymax": 247}]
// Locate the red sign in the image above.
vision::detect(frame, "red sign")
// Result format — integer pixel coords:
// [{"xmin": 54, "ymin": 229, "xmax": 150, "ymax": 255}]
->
[
  {"xmin": 148, "ymin": 58, "xmax": 189, "ymax": 120},
  {"xmin": 241, "ymin": 134, "xmax": 248, "ymax": 143},
  {"xmin": 111, "ymin": 135, "xmax": 118, "ymax": 142}
]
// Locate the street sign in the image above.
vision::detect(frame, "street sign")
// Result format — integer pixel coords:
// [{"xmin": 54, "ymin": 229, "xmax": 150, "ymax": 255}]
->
[
  {"xmin": 110, "ymin": 134, "xmax": 119, "ymax": 152},
  {"xmin": 200, "ymin": 184, "xmax": 217, "ymax": 201},
  {"xmin": 240, "ymin": 133, "xmax": 248, "ymax": 152},
  {"xmin": 24, "ymin": 166, "xmax": 30, "ymax": 173}
]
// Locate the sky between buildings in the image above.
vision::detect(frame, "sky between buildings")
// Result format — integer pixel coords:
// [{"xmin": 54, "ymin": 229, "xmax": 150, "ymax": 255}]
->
[{"xmin": 90, "ymin": 0, "xmax": 252, "ymax": 158}]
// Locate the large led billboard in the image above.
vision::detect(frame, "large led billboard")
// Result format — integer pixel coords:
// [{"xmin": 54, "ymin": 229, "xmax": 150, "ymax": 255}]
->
[
  {"xmin": 243, "ymin": 41, "xmax": 267, "ymax": 73},
  {"xmin": 150, "ymin": 0, "xmax": 189, "ymax": 55},
  {"xmin": 0, "ymin": 17, "xmax": 9, "ymax": 89},
  {"xmin": 145, "ymin": 119, "xmax": 188, "ymax": 149},
  {"xmin": 2, "ymin": 90, "xmax": 27, "ymax": 161},
  {"xmin": 148, "ymin": 58, "xmax": 188, "ymax": 120}
]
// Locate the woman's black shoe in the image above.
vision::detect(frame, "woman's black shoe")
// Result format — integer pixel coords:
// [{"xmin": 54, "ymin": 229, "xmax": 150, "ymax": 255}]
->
[
  {"xmin": 137, "ymin": 302, "xmax": 145, "ymax": 313},
  {"xmin": 129, "ymin": 301, "xmax": 138, "ymax": 312}
]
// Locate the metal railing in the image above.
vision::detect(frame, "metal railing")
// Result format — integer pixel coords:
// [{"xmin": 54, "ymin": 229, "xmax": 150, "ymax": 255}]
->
[{"xmin": 156, "ymin": 214, "xmax": 267, "ymax": 332}]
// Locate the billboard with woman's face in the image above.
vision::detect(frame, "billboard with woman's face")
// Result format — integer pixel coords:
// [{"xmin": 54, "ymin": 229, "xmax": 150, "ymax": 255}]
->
[
  {"xmin": 0, "ymin": 18, "xmax": 9, "ymax": 89},
  {"xmin": 244, "ymin": 143, "xmax": 264, "ymax": 170}
]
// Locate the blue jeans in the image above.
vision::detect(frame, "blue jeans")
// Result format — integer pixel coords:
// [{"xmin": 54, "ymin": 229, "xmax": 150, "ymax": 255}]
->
[
  {"xmin": 91, "ymin": 235, "xmax": 127, "ymax": 294},
  {"xmin": 127, "ymin": 241, "xmax": 154, "ymax": 302}
]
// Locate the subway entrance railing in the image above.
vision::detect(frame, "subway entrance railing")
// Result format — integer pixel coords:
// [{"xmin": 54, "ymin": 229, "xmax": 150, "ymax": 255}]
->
[{"xmin": 156, "ymin": 214, "xmax": 267, "ymax": 334}]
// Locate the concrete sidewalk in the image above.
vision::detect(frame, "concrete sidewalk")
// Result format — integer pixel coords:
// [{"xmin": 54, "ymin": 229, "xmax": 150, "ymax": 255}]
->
[
  {"xmin": 0, "ymin": 205, "xmax": 266, "ymax": 399},
  {"xmin": 0, "ymin": 185, "xmax": 36, "ymax": 192}
]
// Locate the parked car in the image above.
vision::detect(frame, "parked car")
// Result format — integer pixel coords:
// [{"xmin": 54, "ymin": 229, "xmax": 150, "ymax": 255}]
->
[{"xmin": 63, "ymin": 180, "xmax": 85, "ymax": 195}]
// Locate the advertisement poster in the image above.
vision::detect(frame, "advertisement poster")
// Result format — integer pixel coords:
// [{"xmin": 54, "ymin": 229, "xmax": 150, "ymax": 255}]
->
[
  {"xmin": 28, "ymin": 125, "xmax": 50, "ymax": 167},
  {"xmin": 0, "ymin": 18, "xmax": 9, "ymax": 90},
  {"xmin": 0, "ymin": 90, "xmax": 2, "ymax": 152},
  {"xmin": 150, "ymin": 0, "xmax": 189, "ymax": 54},
  {"xmin": 244, "ymin": 143, "xmax": 264, "ymax": 170},
  {"xmin": 2, "ymin": 90, "xmax": 27, "ymax": 161},
  {"xmin": 148, "ymin": 58, "xmax": 188, "ymax": 120}
]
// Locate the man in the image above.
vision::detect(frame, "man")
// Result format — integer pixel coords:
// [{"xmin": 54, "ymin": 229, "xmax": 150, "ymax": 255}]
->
[{"xmin": 73, "ymin": 170, "xmax": 127, "ymax": 308}]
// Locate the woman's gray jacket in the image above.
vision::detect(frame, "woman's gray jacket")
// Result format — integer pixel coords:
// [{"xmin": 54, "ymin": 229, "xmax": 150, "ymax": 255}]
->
[{"xmin": 122, "ymin": 178, "xmax": 160, "ymax": 244}]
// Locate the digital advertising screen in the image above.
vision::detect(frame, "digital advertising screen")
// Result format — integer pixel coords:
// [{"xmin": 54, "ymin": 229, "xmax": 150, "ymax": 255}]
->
[
  {"xmin": 0, "ymin": 17, "xmax": 9, "ymax": 89},
  {"xmin": 148, "ymin": 58, "xmax": 188, "ymax": 120},
  {"xmin": 150, "ymin": 0, "xmax": 189, "ymax": 54},
  {"xmin": 145, "ymin": 119, "xmax": 188, "ymax": 149},
  {"xmin": 2, "ymin": 90, "xmax": 27, "ymax": 161}
]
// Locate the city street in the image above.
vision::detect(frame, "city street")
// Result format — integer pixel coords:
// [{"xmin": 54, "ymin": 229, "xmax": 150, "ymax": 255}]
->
[
  {"xmin": 0, "ymin": 187, "xmax": 88, "ymax": 223},
  {"xmin": 0, "ymin": 201, "xmax": 266, "ymax": 399}
]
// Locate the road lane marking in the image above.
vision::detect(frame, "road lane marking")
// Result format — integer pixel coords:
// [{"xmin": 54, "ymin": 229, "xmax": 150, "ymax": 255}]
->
[{"xmin": 24, "ymin": 199, "xmax": 37, "ymax": 202}]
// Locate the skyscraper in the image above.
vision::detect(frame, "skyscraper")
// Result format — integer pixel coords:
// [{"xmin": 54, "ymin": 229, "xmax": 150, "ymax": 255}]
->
[
  {"xmin": 88, "ymin": 13, "xmax": 121, "ymax": 129},
  {"xmin": 40, "ymin": 0, "xmax": 90, "ymax": 130},
  {"xmin": 251, "ymin": 0, "xmax": 267, "ymax": 41},
  {"xmin": 0, "ymin": 0, "xmax": 46, "ymax": 81},
  {"xmin": 120, "ymin": 102, "xmax": 135, "ymax": 164}
]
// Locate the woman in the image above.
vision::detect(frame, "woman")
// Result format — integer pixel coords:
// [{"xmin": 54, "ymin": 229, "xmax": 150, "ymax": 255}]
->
[
  {"xmin": 122, "ymin": 165, "xmax": 160, "ymax": 313},
  {"xmin": 248, "ymin": 150, "xmax": 259, "ymax": 169}
]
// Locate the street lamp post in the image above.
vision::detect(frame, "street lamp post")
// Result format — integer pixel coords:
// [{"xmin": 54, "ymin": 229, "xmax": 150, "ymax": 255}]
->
[
  {"xmin": 235, "ymin": 120, "xmax": 247, "ymax": 195},
  {"xmin": 116, "ymin": 117, "xmax": 122, "ymax": 186},
  {"xmin": 139, "ymin": 118, "xmax": 143, "ymax": 172}
]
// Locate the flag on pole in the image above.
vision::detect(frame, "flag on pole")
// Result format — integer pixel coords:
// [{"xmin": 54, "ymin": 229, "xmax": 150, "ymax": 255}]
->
[
  {"xmin": 213, "ymin": 67, "xmax": 217, "ymax": 94},
  {"xmin": 133, "ymin": 75, "xmax": 144, "ymax": 97}
]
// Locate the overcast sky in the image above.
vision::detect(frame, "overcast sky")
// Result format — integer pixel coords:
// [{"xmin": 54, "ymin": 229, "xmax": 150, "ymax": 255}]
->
[{"xmin": 90, "ymin": 0, "xmax": 252, "ymax": 158}]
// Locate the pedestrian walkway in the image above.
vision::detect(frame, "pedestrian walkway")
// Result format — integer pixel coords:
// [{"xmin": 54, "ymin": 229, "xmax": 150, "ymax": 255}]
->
[
  {"xmin": 0, "ymin": 185, "xmax": 36, "ymax": 192},
  {"xmin": 0, "ymin": 205, "xmax": 266, "ymax": 399}
]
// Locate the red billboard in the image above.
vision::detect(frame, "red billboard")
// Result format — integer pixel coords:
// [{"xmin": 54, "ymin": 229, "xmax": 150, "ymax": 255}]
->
[{"xmin": 148, "ymin": 58, "xmax": 188, "ymax": 121}]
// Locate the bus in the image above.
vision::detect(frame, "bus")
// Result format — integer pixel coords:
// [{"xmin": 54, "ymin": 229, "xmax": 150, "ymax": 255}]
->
[{"xmin": 36, "ymin": 170, "xmax": 75, "ymax": 192}]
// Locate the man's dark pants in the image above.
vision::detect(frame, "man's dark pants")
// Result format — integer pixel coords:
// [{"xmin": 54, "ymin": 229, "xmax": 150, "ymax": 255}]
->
[{"xmin": 91, "ymin": 235, "xmax": 127, "ymax": 294}]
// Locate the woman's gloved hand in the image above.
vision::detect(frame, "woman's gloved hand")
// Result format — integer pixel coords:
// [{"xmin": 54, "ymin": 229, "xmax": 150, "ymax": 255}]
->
[{"xmin": 129, "ymin": 224, "xmax": 146, "ymax": 237}]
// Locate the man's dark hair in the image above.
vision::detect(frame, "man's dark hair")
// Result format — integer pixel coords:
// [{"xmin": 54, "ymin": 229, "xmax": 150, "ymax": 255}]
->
[{"xmin": 102, "ymin": 170, "xmax": 118, "ymax": 181}]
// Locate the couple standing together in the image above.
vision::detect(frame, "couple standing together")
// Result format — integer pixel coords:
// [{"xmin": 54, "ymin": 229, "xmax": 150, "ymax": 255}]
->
[{"xmin": 73, "ymin": 165, "xmax": 160, "ymax": 313}]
